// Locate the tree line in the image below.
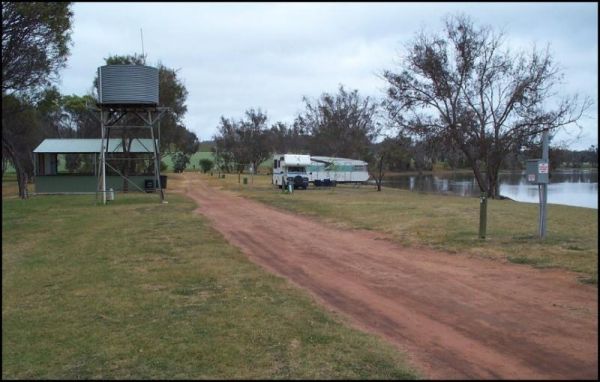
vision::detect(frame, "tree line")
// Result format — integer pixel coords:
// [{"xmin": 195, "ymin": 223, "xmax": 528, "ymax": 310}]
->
[{"xmin": 3, "ymin": 4, "xmax": 593, "ymax": 200}]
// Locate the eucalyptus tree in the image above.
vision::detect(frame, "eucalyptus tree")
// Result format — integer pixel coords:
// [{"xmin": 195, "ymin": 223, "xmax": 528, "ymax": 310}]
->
[
  {"xmin": 269, "ymin": 121, "xmax": 311, "ymax": 154},
  {"xmin": 213, "ymin": 109, "xmax": 270, "ymax": 181},
  {"xmin": 383, "ymin": 14, "xmax": 591, "ymax": 198},
  {"xmin": 295, "ymin": 85, "xmax": 381, "ymax": 160},
  {"xmin": 2, "ymin": 2, "xmax": 73, "ymax": 198}
]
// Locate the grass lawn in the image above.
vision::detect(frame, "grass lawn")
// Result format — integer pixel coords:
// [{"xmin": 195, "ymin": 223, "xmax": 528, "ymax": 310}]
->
[
  {"xmin": 2, "ymin": 191, "xmax": 418, "ymax": 379},
  {"xmin": 2, "ymin": 173, "xmax": 19, "ymax": 199},
  {"xmin": 200, "ymin": 173, "xmax": 598, "ymax": 285}
]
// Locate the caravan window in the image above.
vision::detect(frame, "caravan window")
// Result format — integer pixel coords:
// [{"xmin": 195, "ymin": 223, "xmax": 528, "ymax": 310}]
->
[
  {"xmin": 273, "ymin": 159, "xmax": 278, "ymax": 168},
  {"xmin": 353, "ymin": 165, "xmax": 367, "ymax": 171},
  {"xmin": 287, "ymin": 166, "xmax": 305, "ymax": 173}
]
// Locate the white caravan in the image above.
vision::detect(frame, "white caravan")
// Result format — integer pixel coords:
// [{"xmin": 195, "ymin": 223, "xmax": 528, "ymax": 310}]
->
[
  {"xmin": 272, "ymin": 154, "xmax": 311, "ymax": 189},
  {"xmin": 308, "ymin": 156, "xmax": 370, "ymax": 184}
]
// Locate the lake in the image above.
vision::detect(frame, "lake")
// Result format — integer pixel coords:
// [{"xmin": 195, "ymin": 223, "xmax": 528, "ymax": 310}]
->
[{"xmin": 378, "ymin": 169, "xmax": 598, "ymax": 209}]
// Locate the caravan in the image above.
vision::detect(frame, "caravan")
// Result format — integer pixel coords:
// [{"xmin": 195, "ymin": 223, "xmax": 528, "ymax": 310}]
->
[
  {"xmin": 272, "ymin": 154, "xmax": 370, "ymax": 189},
  {"xmin": 308, "ymin": 156, "xmax": 370, "ymax": 184}
]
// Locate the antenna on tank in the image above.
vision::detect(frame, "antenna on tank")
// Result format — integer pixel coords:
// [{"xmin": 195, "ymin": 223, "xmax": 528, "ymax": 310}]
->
[{"xmin": 140, "ymin": 28, "xmax": 146, "ymax": 64}]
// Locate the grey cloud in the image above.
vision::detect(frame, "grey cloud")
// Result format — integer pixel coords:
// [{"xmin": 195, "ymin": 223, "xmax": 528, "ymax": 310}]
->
[{"xmin": 59, "ymin": 2, "xmax": 597, "ymax": 149}]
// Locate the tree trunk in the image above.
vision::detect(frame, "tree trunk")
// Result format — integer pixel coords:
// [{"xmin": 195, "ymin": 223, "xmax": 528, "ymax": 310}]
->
[
  {"xmin": 485, "ymin": 162, "xmax": 502, "ymax": 199},
  {"xmin": 15, "ymin": 160, "xmax": 29, "ymax": 199},
  {"xmin": 2, "ymin": 139, "xmax": 29, "ymax": 199},
  {"xmin": 470, "ymin": 160, "xmax": 488, "ymax": 196},
  {"xmin": 1, "ymin": 157, "xmax": 7, "ymax": 179},
  {"xmin": 376, "ymin": 154, "xmax": 384, "ymax": 192}
]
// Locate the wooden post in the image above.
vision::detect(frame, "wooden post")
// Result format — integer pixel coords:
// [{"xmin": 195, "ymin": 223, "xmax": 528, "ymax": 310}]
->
[{"xmin": 479, "ymin": 192, "xmax": 487, "ymax": 239}]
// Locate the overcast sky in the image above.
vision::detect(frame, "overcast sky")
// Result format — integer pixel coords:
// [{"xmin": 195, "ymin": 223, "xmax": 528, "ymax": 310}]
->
[{"xmin": 58, "ymin": 2, "xmax": 598, "ymax": 150}]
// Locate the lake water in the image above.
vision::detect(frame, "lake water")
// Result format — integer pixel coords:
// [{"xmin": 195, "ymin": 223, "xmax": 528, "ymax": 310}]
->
[{"xmin": 378, "ymin": 170, "xmax": 598, "ymax": 209}]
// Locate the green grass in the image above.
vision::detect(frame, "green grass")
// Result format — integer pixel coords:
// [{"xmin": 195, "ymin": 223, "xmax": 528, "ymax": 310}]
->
[
  {"xmin": 2, "ymin": 174, "xmax": 19, "ymax": 198},
  {"xmin": 201, "ymin": 173, "xmax": 598, "ymax": 285},
  {"xmin": 2, "ymin": 192, "xmax": 418, "ymax": 379}
]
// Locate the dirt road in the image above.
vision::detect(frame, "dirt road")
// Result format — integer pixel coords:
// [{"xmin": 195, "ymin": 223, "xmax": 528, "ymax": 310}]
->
[{"xmin": 175, "ymin": 174, "xmax": 598, "ymax": 379}]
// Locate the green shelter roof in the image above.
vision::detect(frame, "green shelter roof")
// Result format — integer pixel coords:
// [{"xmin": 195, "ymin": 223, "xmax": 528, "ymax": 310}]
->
[{"xmin": 33, "ymin": 139, "xmax": 157, "ymax": 153}]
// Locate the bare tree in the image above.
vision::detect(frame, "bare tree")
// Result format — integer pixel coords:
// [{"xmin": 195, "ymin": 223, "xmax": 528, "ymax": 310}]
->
[
  {"xmin": 383, "ymin": 14, "xmax": 592, "ymax": 198},
  {"xmin": 243, "ymin": 109, "xmax": 271, "ymax": 173},
  {"xmin": 295, "ymin": 85, "xmax": 381, "ymax": 160},
  {"xmin": 213, "ymin": 109, "xmax": 271, "ymax": 182},
  {"xmin": 367, "ymin": 136, "xmax": 412, "ymax": 191},
  {"xmin": 369, "ymin": 150, "xmax": 386, "ymax": 192}
]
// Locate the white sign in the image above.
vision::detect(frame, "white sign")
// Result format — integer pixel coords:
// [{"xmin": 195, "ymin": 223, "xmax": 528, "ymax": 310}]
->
[
  {"xmin": 538, "ymin": 162, "xmax": 549, "ymax": 174},
  {"xmin": 528, "ymin": 174, "xmax": 536, "ymax": 182}
]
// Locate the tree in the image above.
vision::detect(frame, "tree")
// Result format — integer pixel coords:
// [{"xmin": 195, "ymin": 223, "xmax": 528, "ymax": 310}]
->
[
  {"xmin": 172, "ymin": 151, "xmax": 190, "ymax": 173},
  {"xmin": 2, "ymin": 2, "xmax": 73, "ymax": 198},
  {"xmin": 213, "ymin": 109, "xmax": 271, "ymax": 182},
  {"xmin": 61, "ymin": 94, "xmax": 99, "ymax": 138},
  {"xmin": 268, "ymin": 121, "xmax": 310, "ymax": 154},
  {"xmin": 383, "ymin": 134, "xmax": 414, "ymax": 172},
  {"xmin": 2, "ymin": 151, "xmax": 11, "ymax": 178},
  {"xmin": 211, "ymin": 143, "xmax": 235, "ymax": 175},
  {"xmin": 295, "ymin": 85, "xmax": 381, "ymax": 159},
  {"xmin": 383, "ymin": 14, "xmax": 591, "ymax": 198},
  {"xmin": 2, "ymin": 94, "xmax": 45, "ymax": 197},
  {"xmin": 198, "ymin": 158, "xmax": 213, "ymax": 173},
  {"xmin": 368, "ymin": 147, "xmax": 386, "ymax": 192},
  {"xmin": 367, "ymin": 135, "xmax": 413, "ymax": 191},
  {"xmin": 243, "ymin": 109, "xmax": 271, "ymax": 173},
  {"xmin": 2, "ymin": 2, "xmax": 73, "ymax": 96}
]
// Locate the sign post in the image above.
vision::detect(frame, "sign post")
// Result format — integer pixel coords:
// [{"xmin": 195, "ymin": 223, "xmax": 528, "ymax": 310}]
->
[
  {"xmin": 540, "ymin": 129, "xmax": 549, "ymax": 239},
  {"xmin": 525, "ymin": 128, "xmax": 550, "ymax": 239},
  {"xmin": 479, "ymin": 192, "xmax": 487, "ymax": 239}
]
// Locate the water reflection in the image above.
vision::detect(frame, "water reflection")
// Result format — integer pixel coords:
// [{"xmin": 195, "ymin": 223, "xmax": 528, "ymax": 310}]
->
[{"xmin": 380, "ymin": 170, "xmax": 598, "ymax": 209}]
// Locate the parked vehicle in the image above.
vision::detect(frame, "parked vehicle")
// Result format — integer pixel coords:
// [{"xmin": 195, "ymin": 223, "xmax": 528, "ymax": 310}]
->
[
  {"xmin": 272, "ymin": 154, "xmax": 310, "ymax": 189},
  {"xmin": 272, "ymin": 154, "xmax": 370, "ymax": 189},
  {"xmin": 308, "ymin": 156, "xmax": 370, "ymax": 184}
]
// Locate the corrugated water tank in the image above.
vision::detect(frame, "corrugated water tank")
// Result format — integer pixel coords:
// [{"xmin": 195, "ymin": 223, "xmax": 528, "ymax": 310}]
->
[{"xmin": 98, "ymin": 65, "xmax": 159, "ymax": 105}]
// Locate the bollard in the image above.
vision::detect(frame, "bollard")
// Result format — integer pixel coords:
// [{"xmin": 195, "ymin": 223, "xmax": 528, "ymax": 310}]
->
[
  {"xmin": 288, "ymin": 183, "xmax": 293, "ymax": 193},
  {"xmin": 479, "ymin": 192, "xmax": 487, "ymax": 239}
]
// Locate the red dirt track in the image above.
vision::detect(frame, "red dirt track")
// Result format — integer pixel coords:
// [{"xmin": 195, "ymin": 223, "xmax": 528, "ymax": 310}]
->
[{"xmin": 176, "ymin": 174, "xmax": 598, "ymax": 379}]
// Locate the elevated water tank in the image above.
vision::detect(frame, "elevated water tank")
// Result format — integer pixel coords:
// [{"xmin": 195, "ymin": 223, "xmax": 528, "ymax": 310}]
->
[{"xmin": 97, "ymin": 65, "xmax": 159, "ymax": 105}]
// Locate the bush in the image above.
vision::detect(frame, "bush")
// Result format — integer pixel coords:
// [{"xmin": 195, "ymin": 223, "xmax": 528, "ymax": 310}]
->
[
  {"xmin": 198, "ymin": 158, "xmax": 213, "ymax": 173},
  {"xmin": 173, "ymin": 152, "xmax": 190, "ymax": 173}
]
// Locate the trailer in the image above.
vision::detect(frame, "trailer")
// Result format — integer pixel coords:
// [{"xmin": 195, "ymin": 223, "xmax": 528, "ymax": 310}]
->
[
  {"xmin": 308, "ymin": 156, "xmax": 370, "ymax": 184},
  {"xmin": 272, "ymin": 154, "xmax": 370, "ymax": 188}
]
